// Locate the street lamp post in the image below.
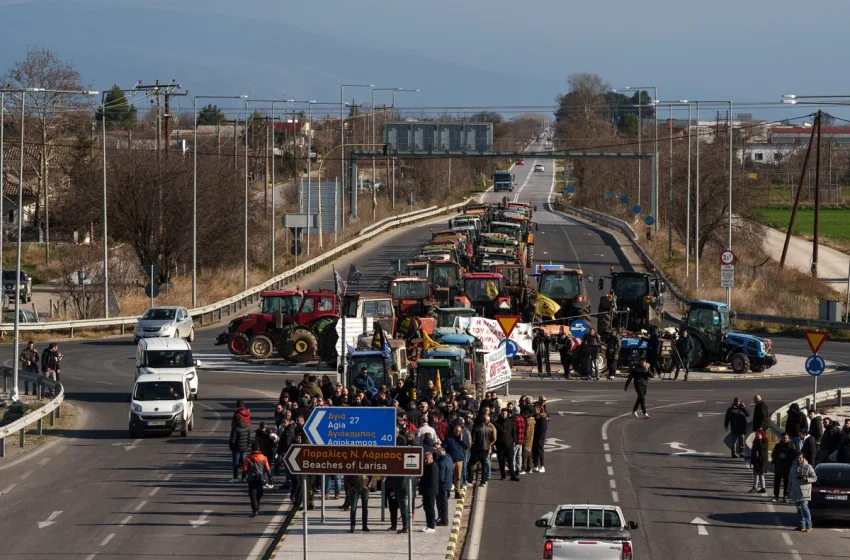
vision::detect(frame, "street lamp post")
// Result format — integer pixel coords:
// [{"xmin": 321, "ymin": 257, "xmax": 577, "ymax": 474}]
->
[
  {"xmin": 244, "ymin": 96, "xmax": 249, "ymax": 289},
  {"xmin": 626, "ymin": 86, "xmax": 658, "ymax": 226},
  {"xmin": 192, "ymin": 94, "xmax": 247, "ymax": 306},
  {"xmin": 341, "ymin": 84, "xmax": 374, "ymax": 221},
  {"xmin": 612, "ymin": 88, "xmax": 643, "ymax": 207}
]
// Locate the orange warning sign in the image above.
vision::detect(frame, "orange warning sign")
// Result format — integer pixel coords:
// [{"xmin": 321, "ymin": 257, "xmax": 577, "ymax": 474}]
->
[
  {"xmin": 804, "ymin": 330, "xmax": 827, "ymax": 355},
  {"xmin": 494, "ymin": 315, "xmax": 520, "ymax": 338}
]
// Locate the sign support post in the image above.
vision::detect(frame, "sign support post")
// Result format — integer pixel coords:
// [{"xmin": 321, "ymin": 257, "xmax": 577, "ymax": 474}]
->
[
  {"xmin": 408, "ymin": 477, "xmax": 413, "ymax": 560},
  {"xmin": 302, "ymin": 475, "xmax": 308, "ymax": 560},
  {"xmin": 804, "ymin": 330, "xmax": 828, "ymax": 410}
]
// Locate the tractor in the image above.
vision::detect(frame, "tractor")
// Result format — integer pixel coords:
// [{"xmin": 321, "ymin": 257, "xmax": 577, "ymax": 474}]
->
[
  {"xmin": 432, "ymin": 307, "xmax": 478, "ymax": 329},
  {"xmin": 411, "ymin": 358, "xmax": 466, "ymax": 396},
  {"xmin": 595, "ymin": 269, "xmax": 665, "ymax": 335},
  {"xmin": 534, "ymin": 264, "xmax": 591, "ymax": 324},
  {"xmin": 683, "ymin": 300, "xmax": 777, "ymax": 373},
  {"xmin": 215, "ymin": 289, "xmax": 304, "ymax": 355},
  {"xmin": 340, "ymin": 343, "xmax": 410, "ymax": 389},
  {"xmin": 463, "ymin": 272, "xmax": 512, "ymax": 318},
  {"xmin": 405, "ymin": 260, "xmax": 465, "ymax": 307},
  {"xmin": 490, "ymin": 263, "xmax": 534, "ymax": 322},
  {"xmin": 388, "ymin": 275, "xmax": 436, "ymax": 317}
]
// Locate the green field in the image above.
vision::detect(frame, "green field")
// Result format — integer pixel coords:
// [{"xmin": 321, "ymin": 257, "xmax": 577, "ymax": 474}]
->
[{"xmin": 754, "ymin": 206, "xmax": 850, "ymax": 240}]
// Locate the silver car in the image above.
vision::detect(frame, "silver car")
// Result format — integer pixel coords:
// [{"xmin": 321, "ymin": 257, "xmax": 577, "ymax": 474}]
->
[{"xmin": 133, "ymin": 306, "xmax": 195, "ymax": 344}]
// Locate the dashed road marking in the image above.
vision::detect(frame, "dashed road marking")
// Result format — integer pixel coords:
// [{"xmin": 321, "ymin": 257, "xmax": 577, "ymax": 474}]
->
[
  {"xmin": 99, "ymin": 533, "xmax": 115, "ymax": 547},
  {"xmin": 781, "ymin": 532, "xmax": 793, "ymax": 546},
  {"xmin": 607, "ymin": 467, "xmax": 614, "ymax": 476},
  {"xmin": 163, "ymin": 473, "xmax": 173, "ymax": 481},
  {"xmin": 791, "ymin": 551, "xmax": 801, "ymax": 560},
  {"xmin": 20, "ymin": 471, "xmax": 32, "ymax": 480},
  {"xmin": 2, "ymin": 483, "xmax": 17, "ymax": 494},
  {"xmin": 611, "ymin": 491, "xmax": 619, "ymax": 502},
  {"xmin": 603, "ymin": 443, "xmax": 610, "ymax": 451},
  {"xmin": 609, "ymin": 480, "xmax": 617, "ymax": 489},
  {"xmin": 38, "ymin": 457, "xmax": 50, "ymax": 466},
  {"xmin": 148, "ymin": 487, "xmax": 160, "ymax": 497},
  {"xmin": 133, "ymin": 500, "xmax": 147, "ymax": 512},
  {"xmin": 119, "ymin": 515, "xmax": 132, "ymax": 526},
  {"xmin": 605, "ymin": 454, "xmax": 612, "ymax": 463}
]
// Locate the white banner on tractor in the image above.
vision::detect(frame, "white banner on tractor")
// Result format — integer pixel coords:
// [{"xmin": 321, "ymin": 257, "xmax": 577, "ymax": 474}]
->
[
  {"xmin": 456, "ymin": 317, "xmax": 534, "ymax": 358},
  {"xmin": 484, "ymin": 345, "xmax": 512, "ymax": 390},
  {"xmin": 335, "ymin": 316, "xmax": 376, "ymax": 367}
]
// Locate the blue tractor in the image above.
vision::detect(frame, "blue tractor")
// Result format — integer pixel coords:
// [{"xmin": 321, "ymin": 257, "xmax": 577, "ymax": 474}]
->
[{"xmin": 683, "ymin": 300, "xmax": 777, "ymax": 373}]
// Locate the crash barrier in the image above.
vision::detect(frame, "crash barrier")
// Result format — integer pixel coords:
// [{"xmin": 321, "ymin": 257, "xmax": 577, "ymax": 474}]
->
[
  {"xmin": 0, "ymin": 366, "xmax": 65, "ymax": 458},
  {"xmin": 558, "ymin": 204, "xmax": 850, "ymax": 331},
  {"xmin": 0, "ymin": 198, "xmax": 474, "ymax": 336},
  {"xmin": 555, "ymin": 205, "xmax": 689, "ymax": 312},
  {"xmin": 767, "ymin": 386, "xmax": 849, "ymax": 438}
]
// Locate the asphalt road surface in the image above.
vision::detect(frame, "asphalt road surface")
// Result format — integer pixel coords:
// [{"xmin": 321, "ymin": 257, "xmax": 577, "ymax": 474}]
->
[{"xmin": 2, "ymin": 140, "xmax": 849, "ymax": 559}]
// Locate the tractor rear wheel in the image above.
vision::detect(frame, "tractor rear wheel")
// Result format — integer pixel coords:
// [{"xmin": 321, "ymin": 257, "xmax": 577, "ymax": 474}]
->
[
  {"xmin": 597, "ymin": 313, "xmax": 612, "ymax": 335},
  {"xmin": 248, "ymin": 334, "xmax": 274, "ymax": 359},
  {"xmin": 228, "ymin": 334, "xmax": 249, "ymax": 356},
  {"xmin": 731, "ymin": 352, "xmax": 750, "ymax": 374},
  {"xmin": 282, "ymin": 328, "xmax": 318, "ymax": 363},
  {"xmin": 690, "ymin": 340, "xmax": 710, "ymax": 369},
  {"xmin": 750, "ymin": 364, "xmax": 766, "ymax": 373}
]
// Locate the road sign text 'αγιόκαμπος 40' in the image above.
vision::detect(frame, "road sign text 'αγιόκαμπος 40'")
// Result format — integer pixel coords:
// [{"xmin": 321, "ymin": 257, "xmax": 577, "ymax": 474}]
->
[{"xmin": 283, "ymin": 445, "xmax": 423, "ymax": 476}]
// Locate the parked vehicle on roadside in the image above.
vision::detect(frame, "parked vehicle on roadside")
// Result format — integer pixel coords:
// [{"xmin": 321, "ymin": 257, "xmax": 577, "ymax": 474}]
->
[
  {"xmin": 534, "ymin": 504, "xmax": 638, "ymax": 560},
  {"xmin": 2, "ymin": 269, "xmax": 31, "ymax": 303}
]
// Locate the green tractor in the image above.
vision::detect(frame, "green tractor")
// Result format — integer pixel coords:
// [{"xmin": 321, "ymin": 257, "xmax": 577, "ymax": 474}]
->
[{"xmin": 595, "ymin": 269, "xmax": 665, "ymax": 335}]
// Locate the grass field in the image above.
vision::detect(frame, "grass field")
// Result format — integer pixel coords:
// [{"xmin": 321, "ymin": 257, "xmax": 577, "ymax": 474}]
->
[{"xmin": 753, "ymin": 205, "xmax": 850, "ymax": 240}]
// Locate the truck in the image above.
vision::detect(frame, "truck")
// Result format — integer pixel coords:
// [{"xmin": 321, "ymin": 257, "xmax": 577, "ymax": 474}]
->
[
  {"xmin": 492, "ymin": 171, "xmax": 515, "ymax": 192},
  {"xmin": 534, "ymin": 504, "xmax": 638, "ymax": 560}
]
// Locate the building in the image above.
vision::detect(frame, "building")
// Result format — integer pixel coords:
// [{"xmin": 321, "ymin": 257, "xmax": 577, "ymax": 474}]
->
[{"xmin": 769, "ymin": 125, "xmax": 850, "ymax": 145}]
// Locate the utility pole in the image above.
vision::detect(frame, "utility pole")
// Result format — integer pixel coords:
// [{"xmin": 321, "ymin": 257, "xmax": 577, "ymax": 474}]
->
[
  {"xmin": 813, "ymin": 110, "xmax": 823, "ymax": 279},
  {"xmin": 164, "ymin": 91, "xmax": 171, "ymax": 152}
]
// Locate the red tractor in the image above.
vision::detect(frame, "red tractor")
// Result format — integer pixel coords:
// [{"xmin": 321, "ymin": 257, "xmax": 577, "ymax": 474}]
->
[
  {"xmin": 463, "ymin": 272, "xmax": 512, "ymax": 318},
  {"xmin": 215, "ymin": 289, "xmax": 304, "ymax": 355},
  {"xmin": 388, "ymin": 275, "xmax": 436, "ymax": 317}
]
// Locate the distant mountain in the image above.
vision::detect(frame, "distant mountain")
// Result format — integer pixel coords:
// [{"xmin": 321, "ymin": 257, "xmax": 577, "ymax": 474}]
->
[{"xmin": 0, "ymin": 1, "xmax": 561, "ymax": 111}]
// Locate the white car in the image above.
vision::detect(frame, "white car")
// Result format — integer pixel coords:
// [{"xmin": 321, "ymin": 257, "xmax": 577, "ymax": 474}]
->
[
  {"xmin": 135, "ymin": 337, "xmax": 200, "ymax": 399},
  {"xmin": 534, "ymin": 164, "xmax": 545, "ymax": 172},
  {"xmin": 129, "ymin": 372, "xmax": 195, "ymax": 437},
  {"xmin": 134, "ymin": 306, "xmax": 195, "ymax": 344}
]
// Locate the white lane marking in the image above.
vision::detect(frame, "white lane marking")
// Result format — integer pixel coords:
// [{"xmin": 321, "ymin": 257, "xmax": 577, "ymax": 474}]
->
[
  {"xmin": 602, "ymin": 400, "xmax": 705, "ymax": 441},
  {"xmin": 37, "ymin": 510, "xmax": 63, "ymax": 529},
  {"xmin": 781, "ymin": 532, "xmax": 794, "ymax": 546},
  {"xmin": 133, "ymin": 500, "xmax": 147, "ymax": 512},
  {"xmin": 791, "ymin": 551, "xmax": 802, "ymax": 560},
  {"xmin": 603, "ymin": 443, "xmax": 610, "ymax": 451},
  {"xmin": 163, "ymin": 473, "xmax": 173, "ymax": 481},
  {"xmin": 69, "ymin": 376, "xmax": 84, "ymax": 381},
  {"xmin": 148, "ymin": 487, "xmax": 160, "ymax": 496},
  {"xmin": 665, "ymin": 442, "xmax": 722, "ymax": 456},
  {"xmin": 99, "ymin": 533, "xmax": 115, "ymax": 546},
  {"xmin": 119, "ymin": 515, "xmax": 132, "ymax": 526},
  {"xmin": 95, "ymin": 380, "xmax": 114, "ymax": 385},
  {"xmin": 605, "ymin": 454, "xmax": 612, "ymax": 463},
  {"xmin": 20, "ymin": 471, "xmax": 32, "ymax": 480},
  {"xmin": 607, "ymin": 466, "xmax": 614, "ymax": 476},
  {"xmin": 546, "ymin": 164, "xmax": 556, "ymax": 204},
  {"xmin": 189, "ymin": 510, "xmax": 213, "ymax": 528},
  {"xmin": 512, "ymin": 159, "xmax": 536, "ymax": 202},
  {"xmin": 83, "ymin": 555, "xmax": 96, "ymax": 560},
  {"xmin": 246, "ymin": 501, "xmax": 294, "ymax": 560},
  {"xmin": 38, "ymin": 457, "xmax": 50, "ymax": 466},
  {"xmin": 609, "ymin": 480, "xmax": 617, "ymax": 489},
  {"xmin": 697, "ymin": 412, "xmax": 724, "ymax": 418},
  {"xmin": 611, "ymin": 491, "xmax": 619, "ymax": 502},
  {"xmin": 766, "ymin": 504, "xmax": 776, "ymax": 513},
  {"xmin": 559, "ymin": 225, "xmax": 582, "ymax": 268},
  {"xmin": 2, "ymin": 483, "xmax": 17, "ymax": 494}
]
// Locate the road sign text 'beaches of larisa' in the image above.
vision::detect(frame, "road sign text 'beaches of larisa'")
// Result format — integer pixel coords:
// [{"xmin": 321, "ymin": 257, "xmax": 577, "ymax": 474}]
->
[{"xmin": 284, "ymin": 445, "xmax": 423, "ymax": 476}]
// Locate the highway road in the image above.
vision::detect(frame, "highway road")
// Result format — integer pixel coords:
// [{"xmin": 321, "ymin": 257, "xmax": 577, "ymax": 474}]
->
[{"xmin": 2, "ymin": 139, "xmax": 850, "ymax": 559}]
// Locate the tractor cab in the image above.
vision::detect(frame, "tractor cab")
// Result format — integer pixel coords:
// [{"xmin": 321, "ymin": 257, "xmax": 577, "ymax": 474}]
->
[
  {"xmin": 535, "ymin": 265, "xmax": 590, "ymax": 324},
  {"xmin": 288, "ymin": 291, "xmax": 338, "ymax": 327},
  {"xmin": 488, "ymin": 221, "xmax": 522, "ymax": 242},
  {"xmin": 406, "ymin": 261, "xmax": 428, "ymax": 278},
  {"xmin": 345, "ymin": 350, "xmax": 397, "ymax": 388},
  {"xmin": 414, "ymin": 358, "xmax": 462, "ymax": 396},
  {"xmin": 389, "ymin": 275, "xmax": 434, "ymax": 316},
  {"xmin": 463, "ymin": 273, "xmax": 511, "ymax": 318},
  {"xmin": 596, "ymin": 269, "xmax": 665, "ymax": 333},
  {"xmin": 491, "ymin": 264, "xmax": 527, "ymax": 287},
  {"xmin": 342, "ymin": 293, "xmax": 396, "ymax": 335},
  {"xmin": 423, "ymin": 345, "xmax": 473, "ymax": 386},
  {"xmin": 434, "ymin": 307, "xmax": 478, "ymax": 329}
]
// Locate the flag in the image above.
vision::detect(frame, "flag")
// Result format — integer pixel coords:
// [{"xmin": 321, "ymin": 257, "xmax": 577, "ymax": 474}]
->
[
  {"xmin": 485, "ymin": 281, "xmax": 499, "ymax": 299},
  {"xmin": 333, "ymin": 265, "xmax": 347, "ymax": 299},
  {"xmin": 535, "ymin": 292, "xmax": 561, "ymax": 320},
  {"xmin": 348, "ymin": 263, "xmax": 362, "ymax": 286},
  {"xmin": 346, "ymin": 343, "xmax": 356, "ymax": 355},
  {"xmin": 435, "ymin": 369, "xmax": 443, "ymax": 398},
  {"xmin": 422, "ymin": 331, "xmax": 446, "ymax": 352},
  {"xmin": 371, "ymin": 323, "xmax": 392, "ymax": 358}
]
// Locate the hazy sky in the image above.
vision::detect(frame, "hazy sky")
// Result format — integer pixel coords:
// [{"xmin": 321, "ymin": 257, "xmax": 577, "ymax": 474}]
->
[{"xmin": 3, "ymin": 0, "xmax": 849, "ymax": 119}]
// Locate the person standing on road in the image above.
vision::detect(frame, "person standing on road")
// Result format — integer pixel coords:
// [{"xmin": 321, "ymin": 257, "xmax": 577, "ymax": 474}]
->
[
  {"xmin": 254, "ymin": 422, "xmax": 276, "ymax": 489},
  {"xmin": 444, "ymin": 424, "xmax": 468, "ymax": 498},
  {"xmin": 749, "ymin": 429, "xmax": 769, "ymax": 494},
  {"xmin": 345, "ymin": 474, "xmax": 372, "ymax": 533},
  {"xmin": 584, "ymin": 328, "xmax": 602, "ymax": 380},
  {"xmin": 724, "ymin": 398, "xmax": 749, "ymax": 458},
  {"xmin": 531, "ymin": 403, "xmax": 548, "ymax": 472},
  {"xmin": 242, "ymin": 442, "xmax": 271, "ymax": 517},
  {"xmin": 801, "ymin": 428, "xmax": 818, "ymax": 467},
  {"xmin": 233, "ymin": 399, "xmax": 251, "ymax": 426},
  {"xmin": 789, "ymin": 452, "xmax": 817, "ymax": 532},
  {"xmin": 772, "ymin": 432, "xmax": 795, "ymax": 502},
  {"xmin": 512, "ymin": 406, "xmax": 526, "ymax": 475},
  {"xmin": 41, "ymin": 342, "xmax": 62, "ymax": 383},
  {"xmin": 386, "ymin": 475, "xmax": 410, "ymax": 533},
  {"xmin": 20, "ymin": 340, "xmax": 38, "ymax": 374},
  {"xmin": 808, "ymin": 410, "xmax": 824, "ymax": 444},
  {"xmin": 752, "ymin": 395, "xmax": 769, "ymax": 432},
  {"xmin": 435, "ymin": 446, "xmax": 454, "ymax": 526},
  {"xmin": 625, "ymin": 358, "xmax": 652, "ymax": 419},
  {"xmin": 468, "ymin": 416, "xmax": 492, "ymax": 487},
  {"xmin": 419, "ymin": 452, "xmax": 439, "ymax": 533},
  {"xmin": 277, "ymin": 415, "xmax": 296, "ymax": 490},
  {"xmin": 605, "ymin": 329, "xmax": 621, "ymax": 380},
  {"xmin": 229, "ymin": 412, "xmax": 251, "ymax": 482},
  {"xmin": 494, "ymin": 409, "xmax": 520, "ymax": 481},
  {"xmin": 673, "ymin": 330, "xmax": 694, "ymax": 381},
  {"xmin": 818, "ymin": 418, "xmax": 841, "ymax": 463},
  {"xmin": 558, "ymin": 330, "xmax": 573, "ymax": 379},
  {"xmin": 785, "ymin": 403, "xmax": 806, "ymax": 452},
  {"xmin": 522, "ymin": 408, "xmax": 536, "ymax": 474},
  {"xmin": 645, "ymin": 327, "xmax": 661, "ymax": 377},
  {"xmin": 533, "ymin": 329, "xmax": 552, "ymax": 377}
]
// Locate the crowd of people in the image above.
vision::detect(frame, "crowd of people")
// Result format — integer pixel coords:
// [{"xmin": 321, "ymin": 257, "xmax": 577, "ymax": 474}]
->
[
  {"xmin": 227, "ymin": 372, "xmax": 551, "ymax": 533},
  {"xmin": 724, "ymin": 394, "xmax": 850, "ymax": 532}
]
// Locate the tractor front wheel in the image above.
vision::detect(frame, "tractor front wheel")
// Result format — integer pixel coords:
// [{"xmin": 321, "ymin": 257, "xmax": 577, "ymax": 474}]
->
[
  {"xmin": 248, "ymin": 334, "xmax": 274, "ymax": 359},
  {"xmin": 730, "ymin": 352, "xmax": 750, "ymax": 374},
  {"xmin": 282, "ymin": 328, "xmax": 318, "ymax": 363},
  {"xmin": 228, "ymin": 334, "xmax": 249, "ymax": 356}
]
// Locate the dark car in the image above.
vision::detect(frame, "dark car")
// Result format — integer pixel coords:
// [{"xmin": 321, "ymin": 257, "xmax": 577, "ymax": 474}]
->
[
  {"xmin": 811, "ymin": 463, "xmax": 850, "ymax": 521},
  {"xmin": 516, "ymin": 159, "xmax": 525, "ymax": 166}
]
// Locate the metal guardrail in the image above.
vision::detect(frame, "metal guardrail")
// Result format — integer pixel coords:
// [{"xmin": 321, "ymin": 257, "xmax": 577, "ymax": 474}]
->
[
  {"xmin": 0, "ymin": 199, "xmax": 474, "ymax": 336},
  {"xmin": 768, "ymin": 387, "xmax": 847, "ymax": 437},
  {"xmin": 1, "ymin": 367, "xmax": 64, "ymax": 458},
  {"xmin": 733, "ymin": 312, "xmax": 850, "ymax": 331}
]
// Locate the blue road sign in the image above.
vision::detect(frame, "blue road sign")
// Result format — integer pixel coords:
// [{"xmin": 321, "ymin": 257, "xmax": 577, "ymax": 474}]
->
[
  {"xmin": 645, "ymin": 216, "xmax": 656, "ymax": 226},
  {"xmin": 305, "ymin": 407, "xmax": 396, "ymax": 446},
  {"xmin": 620, "ymin": 195, "xmax": 629, "ymax": 205},
  {"xmin": 632, "ymin": 204, "xmax": 642, "ymax": 215},
  {"xmin": 805, "ymin": 355, "xmax": 826, "ymax": 377},
  {"xmin": 566, "ymin": 185, "xmax": 575, "ymax": 194},
  {"xmin": 570, "ymin": 319, "xmax": 589, "ymax": 338},
  {"xmin": 499, "ymin": 338, "xmax": 519, "ymax": 359}
]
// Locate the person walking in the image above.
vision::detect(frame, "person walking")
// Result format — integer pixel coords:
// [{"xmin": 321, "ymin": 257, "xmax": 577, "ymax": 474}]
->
[
  {"xmin": 788, "ymin": 452, "xmax": 817, "ymax": 532},
  {"xmin": 521, "ymin": 407, "xmax": 536, "ymax": 474},
  {"xmin": 531, "ymin": 403, "xmax": 548, "ymax": 473},
  {"xmin": 229, "ymin": 413, "xmax": 251, "ymax": 482},
  {"xmin": 724, "ymin": 398, "xmax": 749, "ymax": 458},
  {"xmin": 752, "ymin": 395, "xmax": 769, "ymax": 433},
  {"xmin": 672, "ymin": 330, "xmax": 694, "ymax": 381},
  {"xmin": 41, "ymin": 342, "xmax": 62, "ymax": 383},
  {"xmin": 584, "ymin": 328, "xmax": 602, "ymax": 380},
  {"xmin": 345, "ymin": 474, "xmax": 372, "ymax": 532},
  {"xmin": 20, "ymin": 340, "xmax": 39, "ymax": 374},
  {"xmin": 436, "ymin": 447, "xmax": 454, "ymax": 526},
  {"xmin": 533, "ymin": 329, "xmax": 552, "ymax": 377},
  {"xmin": 625, "ymin": 359, "xmax": 652, "ymax": 419},
  {"xmin": 749, "ymin": 429, "xmax": 769, "ymax": 494},
  {"xmin": 772, "ymin": 432, "xmax": 796, "ymax": 502},
  {"xmin": 419, "ymin": 452, "xmax": 439, "ymax": 533},
  {"xmin": 444, "ymin": 424, "xmax": 469, "ymax": 498},
  {"xmin": 254, "ymin": 422, "xmax": 276, "ymax": 489},
  {"xmin": 277, "ymin": 416, "xmax": 296, "ymax": 490},
  {"xmin": 605, "ymin": 329, "xmax": 621, "ymax": 380},
  {"xmin": 242, "ymin": 442, "xmax": 271, "ymax": 517}
]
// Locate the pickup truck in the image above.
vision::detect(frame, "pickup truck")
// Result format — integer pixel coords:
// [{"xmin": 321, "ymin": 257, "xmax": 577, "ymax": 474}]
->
[{"xmin": 535, "ymin": 504, "xmax": 638, "ymax": 560}]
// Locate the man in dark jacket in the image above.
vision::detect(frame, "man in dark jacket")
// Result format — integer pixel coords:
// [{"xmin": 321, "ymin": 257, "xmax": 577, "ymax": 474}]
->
[
  {"xmin": 435, "ymin": 447, "xmax": 454, "ymax": 525},
  {"xmin": 808, "ymin": 410, "xmax": 824, "ymax": 443},
  {"xmin": 785, "ymin": 403, "xmax": 806, "ymax": 452},
  {"xmin": 444, "ymin": 424, "xmax": 469, "ymax": 498},
  {"xmin": 254, "ymin": 422, "xmax": 276, "ymax": 488},
  {"xmin": 494, "ymin": 409, "xmax": 519, "ymax": 481},
  {"xmin": 277, "ymin": 416, "xmax": 296, "ymax": 487},
  {"xmin": 468, "ymin": 417, "xmax": 493, "ymax": 486},
  {"xmin": 533, "ymin": 330, "xmax": 552, "ymax": 377},
  {"xmin": 605, "ymin": 329, "xmax": 621, "ymax": 380},
  {"xmin": 818, "ymin": 418, "xmax": 841, "ymax": 463},
  {"xmin": 532, "ymin": 404, "xmax": 548, "ymax": 473},
  {"xmin": 724, "ymin": 398, "xmax": 749, "ymax": 457},
  {"xmin": 386, "ymin": 475, "xmax": 410, "ymax": 533},
  {"xmin": 558, "ymin": 332, "xmax": 573, "ymax": 379},
  {"xmin": 772, "ymin": 432, "xmax": 796, "ymax": 502},
  {"xmin": 645, "ymin": 327, "xmax": 661, "ymax": 377},
  {"xmin": 673, "ymin": 330, "xmax": 694, "ymax": 381},
  {"xmin": 419, "ymin": 452, "xmax": 439, "ymax": 532},
  {"xmin": 41, "ymin": 343, "xmax": 62, "ymax": 382},
  {"xmin": 752, "ymin": 395, "xmax": 769, "ymax": 433},
  {"xmin": 584, "ymin": 328, "xmax": 602, "ymax": 379},
  {"xmin": 801, "ymin": 428, "xmax": 818, "ymax": 467},
  {"xmin": 625, "ymin": 359, "xmax": 652, "ymax": 419},
  {"xmin": 229, "ymin": 416, "xmax": 251, "ymax": 482},
  {"xmin": 344, "ymin": 475, "xmax": 372, "ymax": 532}
]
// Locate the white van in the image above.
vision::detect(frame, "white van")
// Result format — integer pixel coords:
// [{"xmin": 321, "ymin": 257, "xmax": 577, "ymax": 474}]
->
[
  {"xmin": 129, "ymin": 372, "xmax": 195, "ymax": 437},
  {"xmin": 135, "ymin": 337, "xmax": 200, "ymax": 399}
]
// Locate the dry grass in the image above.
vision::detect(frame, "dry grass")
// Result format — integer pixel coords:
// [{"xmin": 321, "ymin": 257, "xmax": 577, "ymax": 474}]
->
[{"xmin": 2, "ymin": 243, "xmax": 61, "ymax": 284}]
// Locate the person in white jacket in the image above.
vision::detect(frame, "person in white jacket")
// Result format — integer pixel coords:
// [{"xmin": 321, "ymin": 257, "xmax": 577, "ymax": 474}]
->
[{"xmin": 788, "ymin": 452, "xmax": 817, "ymax": 532}]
